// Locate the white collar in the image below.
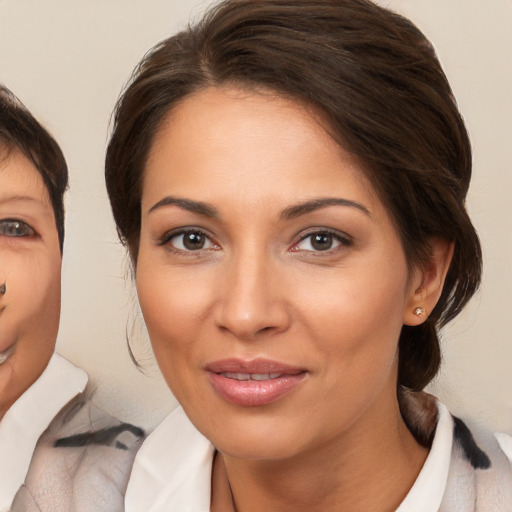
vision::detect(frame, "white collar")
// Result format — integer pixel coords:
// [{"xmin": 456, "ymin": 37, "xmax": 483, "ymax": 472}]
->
[
  {"xmin": 126, "ymin": 402, "xmax": 453, "ymax": 512},
  {"xmin": 0, "ymin": 353, "xmax": 88, "ymax": 512},
  {"xmin": 125, "ymin": 406, "xmax": 214, "ymax": 512},
  {"xmin": 396, "ymin": 401, "xmax": 453, "ymax": 512}
]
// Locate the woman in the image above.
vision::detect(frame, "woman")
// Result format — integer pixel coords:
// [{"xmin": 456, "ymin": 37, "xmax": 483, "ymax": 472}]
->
[
  {"xmin": 0, "ymin": 84, "xmax": 88, "ymax": 511},
  {"xmin": 105, "ymin": 0, "xmax": 512, "ymax": 510},
  {"xmin": 0, "ymin": 85, "xmax": 143, "ymax": 512}
]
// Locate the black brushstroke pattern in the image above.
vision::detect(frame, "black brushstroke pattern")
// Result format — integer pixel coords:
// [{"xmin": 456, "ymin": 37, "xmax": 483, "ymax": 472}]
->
[
  {"xmin": 453, "ymin": 416, "xmax": 491, "ymax": 470},
  {"xmin": 54, "ymin": 423, "xmax": 144, "ymax": 450}
]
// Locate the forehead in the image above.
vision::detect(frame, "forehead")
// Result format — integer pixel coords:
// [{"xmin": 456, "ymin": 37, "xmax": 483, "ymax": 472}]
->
[
  {"xmin": 143, "ymin": 86, "xmax": 377, "ymax": 210},
  {"xmin": 0, "ymin": 150, "xmax": 51, "ymax": 206}
]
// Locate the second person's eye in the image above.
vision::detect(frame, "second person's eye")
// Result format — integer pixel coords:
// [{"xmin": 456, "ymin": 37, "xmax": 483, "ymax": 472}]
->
[{"xmin": 0, "ymin": 219, "xmax": 35, "ymax": 238}]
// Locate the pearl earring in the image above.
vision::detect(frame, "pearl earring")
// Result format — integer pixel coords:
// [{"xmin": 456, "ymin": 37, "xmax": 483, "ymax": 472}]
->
[{"xmin": 414, "ymin": 306, "xmax": 425, "ymax": 317}]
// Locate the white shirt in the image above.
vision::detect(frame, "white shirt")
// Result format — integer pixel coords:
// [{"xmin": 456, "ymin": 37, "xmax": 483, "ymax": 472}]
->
[
  {"xmin": 125, "ymin": 402, "xmax": 456, "ymax": 512},
  {"xmin": 0, "ymin": 353, "xmax": 88, "ymax": 512},
  {"xmin": 126, "ymin": 406, "xmax": 214, "ymax": 512}
]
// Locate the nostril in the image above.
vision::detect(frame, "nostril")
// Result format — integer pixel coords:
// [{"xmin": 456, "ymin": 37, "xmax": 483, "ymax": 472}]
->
[{"xmin": 0, "ymin": 282, "xmax": 6, "ymax": 295}]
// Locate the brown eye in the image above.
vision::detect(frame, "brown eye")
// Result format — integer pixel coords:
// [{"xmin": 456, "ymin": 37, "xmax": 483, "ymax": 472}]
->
[
  {"xmin": 311, "ymin": 233, "xmax": 334, "ymax": 251},
  {"xmin": 292, "ymin": 230, "xmax": 352, "ymax": 253},
  {"xmin": 183, "ymin": 232, "xmax": 206, "ymax": 250},
  {"xmin": 166, "ymin": 230, "xmax": 217, "ymax": 252}
]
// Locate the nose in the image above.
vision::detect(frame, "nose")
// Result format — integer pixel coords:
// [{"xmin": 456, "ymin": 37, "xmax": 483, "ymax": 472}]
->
[{"xmin": 213, "ymin": 252, "xmax": 291, "ymax": 340}]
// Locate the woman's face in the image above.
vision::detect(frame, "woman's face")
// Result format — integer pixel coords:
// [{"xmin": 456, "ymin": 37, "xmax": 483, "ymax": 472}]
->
[
  {"xmin": 0, "ymin": 150, "xmax": 62, "ymax": 419},
  {"xmin": 137, "ymin": 87, "xmax": 423, "ymax": 460}
]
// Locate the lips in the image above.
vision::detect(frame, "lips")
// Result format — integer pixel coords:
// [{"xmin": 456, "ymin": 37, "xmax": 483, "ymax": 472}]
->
[
  {"xmin": 0, "ymin": 345, "xmax": 15, "ymax": 365},
  {"xmin": 0, "ymin": 321, "xmax": 16, "ymax": 365},
  {"xmin": 206, "ymin": 358, "xmax": 307, "ymax": 407}
]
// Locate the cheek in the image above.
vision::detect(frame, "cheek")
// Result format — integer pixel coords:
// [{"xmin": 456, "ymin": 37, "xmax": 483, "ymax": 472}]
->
[
  {"xmin": 30, "ymin": 260, "xmax": 61, "ymax": 335},
  {"xmin": 135, "ymin": 254, "xmax": 214, "ymax": 388},
  {"xmin": 0, "ymin": 251, "xmax": 61, "ymax": 411},
  {"xmin": 297, "ymin": 261, "xmax": 408, "ymax": 338},
  {"xmin": 21, "ymin": 252, "xmax": 60, "ymax": 318},
  {"xmin": 293, "ymin": 256, "xmax": 409, "ymax": 382},
  {"xmin": 1, "ymin": 251, "xmax": 61, "ymax": 337},
  {"xmin": 137, "ymin": 264, "xmax": 210, "ymax": 341}
]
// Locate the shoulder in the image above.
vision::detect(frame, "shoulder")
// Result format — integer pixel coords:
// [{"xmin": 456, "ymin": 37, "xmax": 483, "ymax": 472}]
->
[
  {"xmin": 442, "ymin": 415, "xmax": 512, "ymax": 511},
  {"xmin": 399, "ymin": 388, "xmax": 512, "ymax": 511},
  {"xmin": 11, "ymin": 387, "xmax": 145, "ymax": 512}
]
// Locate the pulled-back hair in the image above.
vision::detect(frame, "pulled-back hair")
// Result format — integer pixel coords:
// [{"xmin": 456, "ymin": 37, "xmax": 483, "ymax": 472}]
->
[
  {"xmin": 0, "ymin": 85, "xmax": 68, "ymax": 250},
  {"xmin": 105, "ymin": 0, "xmax": 482, "ymax": 390}
]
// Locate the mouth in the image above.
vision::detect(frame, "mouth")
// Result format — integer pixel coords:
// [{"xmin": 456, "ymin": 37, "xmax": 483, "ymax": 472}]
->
[
  {"xmin": 206, "ymin": 358, "xmax": 308, "ymax": 407},
  {"xmin": 218, "ymin": 372, "xmax": 288, "ymax": 381},
  {"xmin": 0, "ymin": 345, "xmax": 15, "ymax": 365}
]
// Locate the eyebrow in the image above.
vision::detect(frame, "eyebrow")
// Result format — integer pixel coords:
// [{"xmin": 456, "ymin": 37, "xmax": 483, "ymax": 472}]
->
[
  {"xmin": 148, "ymin": 196, "xmax": 219, "ymax": 218},
  {"xmin": 280, "ymin": 197, "xmax": 371, "ymax": 220},
  {"xmin": 148, "ymin": 195, "xmax": 370, "ymax": 220},
  {"xmin": 0, "ymin": 195, "xmax": 46, "ymax": 206}
]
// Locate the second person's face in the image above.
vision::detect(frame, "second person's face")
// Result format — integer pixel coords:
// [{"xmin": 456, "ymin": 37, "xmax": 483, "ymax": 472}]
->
[
  {"xmin": 0, "ymin": 150, "xmax": 62, "ymax": 419},
  {"xmin": 137, "ymin": 86, "xmax": 420, "ymax": 461}
]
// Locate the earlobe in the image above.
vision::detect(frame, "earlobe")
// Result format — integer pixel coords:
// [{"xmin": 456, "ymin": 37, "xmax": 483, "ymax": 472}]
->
[{"xmin": 404, "ymin": 239, "xmax": 454, "ymax": 326}]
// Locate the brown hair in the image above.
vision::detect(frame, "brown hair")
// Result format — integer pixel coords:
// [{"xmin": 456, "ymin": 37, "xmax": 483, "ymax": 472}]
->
[
  {"xmin": 105, "ymin": 0, "xmax": 482, "ymax": 390},
  {"xmin": 0, "ymin": 85, "xmax": 68, "ymax": 251}
]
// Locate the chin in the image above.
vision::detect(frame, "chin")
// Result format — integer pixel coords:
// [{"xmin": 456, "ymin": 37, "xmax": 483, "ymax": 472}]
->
[
  {"xmin": 217, "ymin": 436, "xmax": 302, "ymax": 462},
  {"xmin": 197, "ymin": 410, "xmax": 313, "ymax": 462}
]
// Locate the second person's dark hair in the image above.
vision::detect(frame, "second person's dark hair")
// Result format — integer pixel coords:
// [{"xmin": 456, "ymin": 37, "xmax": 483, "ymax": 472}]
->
[{"xmin": 0, "ymin": 85, "xmax": 68, "ymax": 250}]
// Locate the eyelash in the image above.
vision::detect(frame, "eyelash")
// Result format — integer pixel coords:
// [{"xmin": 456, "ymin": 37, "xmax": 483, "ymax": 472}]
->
[
  {"xmin": 158, "ymin": 227, "xmax": 352, "ymax": 255},
  {"xmin": 0, "ymin": 218, "xmax": 36, "ymax": 238}
]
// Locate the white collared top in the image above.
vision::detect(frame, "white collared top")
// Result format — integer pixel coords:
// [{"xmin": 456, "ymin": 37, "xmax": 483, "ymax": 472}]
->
[
  {"xmin": 125, "ymin": 406, "xmax": 214, "ymax": 512},
  {"xmin": 126, "ymin": 402, "xmax": 460, "ymax": 512},
  {"xmin": 0, "ymin": 353, "xmax": 88, "ymax": 512}
]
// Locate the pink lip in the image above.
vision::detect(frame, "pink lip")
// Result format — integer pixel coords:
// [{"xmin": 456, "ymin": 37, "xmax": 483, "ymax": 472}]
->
[{"xmin": 205, "ymin": 358, "xmax": 307, "ymax": 407}]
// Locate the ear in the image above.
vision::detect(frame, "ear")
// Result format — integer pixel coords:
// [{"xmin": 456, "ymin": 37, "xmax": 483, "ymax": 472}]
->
[{"xmin": 403, "ymin": 239, "xmax": 454, "ymax": 326}]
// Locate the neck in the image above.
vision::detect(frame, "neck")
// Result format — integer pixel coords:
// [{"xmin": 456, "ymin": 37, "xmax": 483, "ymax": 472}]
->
[{"xmin": 211, "ymin": 397, "xmax": 428, "ymax": 512}]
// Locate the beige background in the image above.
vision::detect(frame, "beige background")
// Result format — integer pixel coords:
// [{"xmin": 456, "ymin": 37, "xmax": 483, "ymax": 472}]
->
[{"xmin": 0, "ymin": 0, "xmax": 511, "ymax": 432}]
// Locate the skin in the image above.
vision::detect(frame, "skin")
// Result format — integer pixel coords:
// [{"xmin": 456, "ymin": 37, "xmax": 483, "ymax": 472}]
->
[
  {"xmin": 0, "ymin": 150, "xmax": 62, "ymax": 420},
  {"xmin": 136, "ymin": 86, "xmax": 452, "ymax": 511}
]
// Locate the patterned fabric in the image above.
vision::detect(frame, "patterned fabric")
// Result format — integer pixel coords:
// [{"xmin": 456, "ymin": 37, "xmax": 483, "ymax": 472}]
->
[
  {"xmin": 11, "ymin": 391, "xmax": 144, "ymax": 512},
  {"xmin": 439, "ymin": 416, "xmax": 512, "ymax": 511},
  {"xmin": 10, "ymin": 386, "xmax": 510, "ymax": 511},
  {"xmin": 399, "ymin": 388, "xmax": 512, "ymax": 511},
  {"xmin": 0, "ymin": 353, "xmax": 88, "ymax": 511}
]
